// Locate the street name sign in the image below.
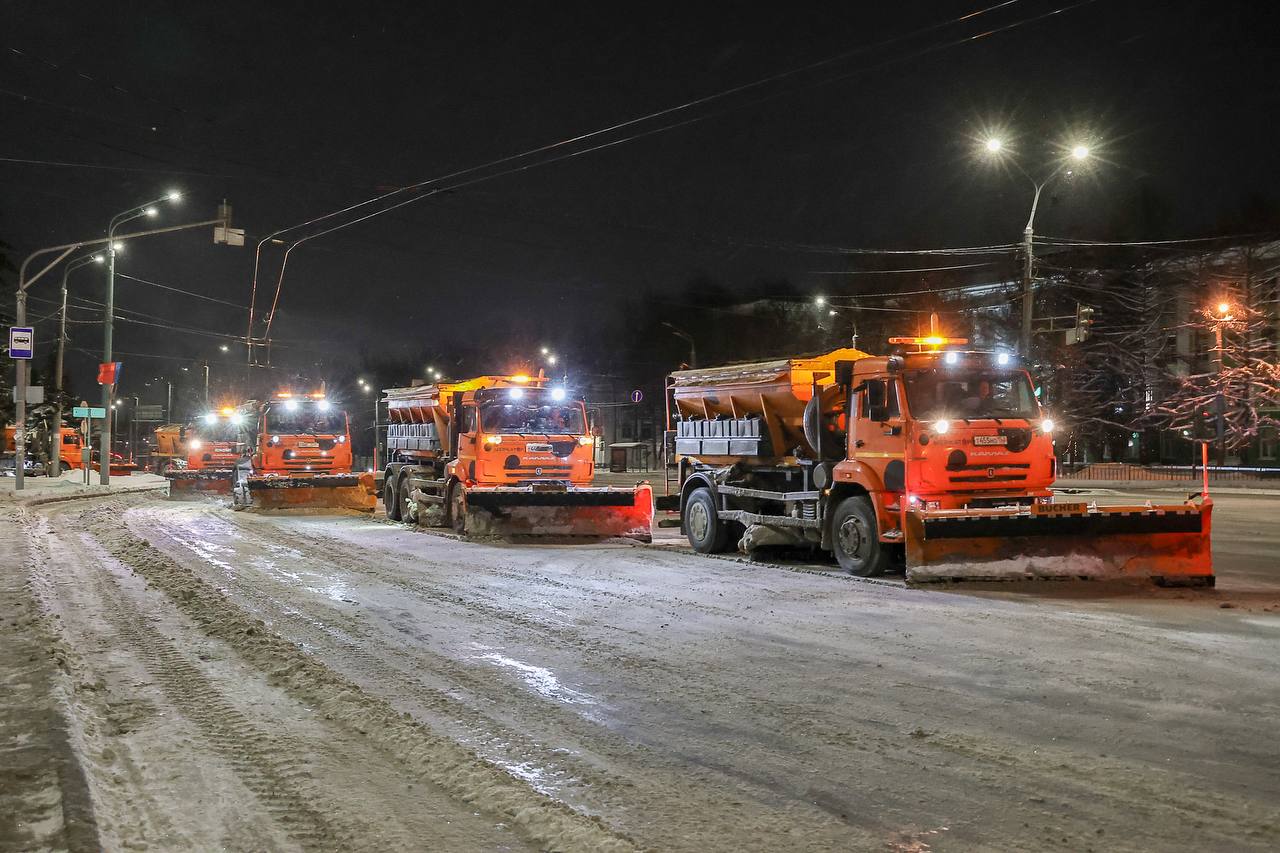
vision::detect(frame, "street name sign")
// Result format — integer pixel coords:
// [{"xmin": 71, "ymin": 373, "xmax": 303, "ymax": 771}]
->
[{"xmin": 72, "ymin": 406, "xmax": 108, "ymax": 419}]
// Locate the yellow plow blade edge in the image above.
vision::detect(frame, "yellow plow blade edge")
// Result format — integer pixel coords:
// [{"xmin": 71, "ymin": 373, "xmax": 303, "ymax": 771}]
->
[
  {"xmin": 461, "ymin": 484, "xmax": 653, "ymax": 541},
  {"xmin": 904, "ymin": 500, "xmax": 1213, "ymax": 586},
  {"xmin": 234, "ymin": 472, "xmax": 377, "ymax": 513}
]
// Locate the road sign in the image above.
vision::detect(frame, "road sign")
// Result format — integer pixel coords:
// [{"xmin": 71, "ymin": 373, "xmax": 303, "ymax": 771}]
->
[
  {"xmin": 11, "ymin": 385, "xmax": 43, "ymax": 404},
  {"xmin": 72, "ymin": 406, "xmax": 107, "ymax": 419},
  {"xmin": 630, "ymin": 389, "xmax": 644, "ymax": 403},
  {"xmin": 135, "ymin": 405, "xmax": 164, "ymax": 421},
  {"xmin": 8, "ymin": 327, "xmax": 33, "ymax": 359}
]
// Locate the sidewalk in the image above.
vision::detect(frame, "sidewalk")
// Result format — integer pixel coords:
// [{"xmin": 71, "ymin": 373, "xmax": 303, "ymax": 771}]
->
[{"xmin": 0, "ymin": 470, "xmax": 168, "ymax": 504}]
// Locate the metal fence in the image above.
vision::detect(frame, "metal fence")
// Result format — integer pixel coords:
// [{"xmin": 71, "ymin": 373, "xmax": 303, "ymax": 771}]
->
[{"xmin": 1058, "ymin": 462, "xmax": 1280, "ymax": 483}]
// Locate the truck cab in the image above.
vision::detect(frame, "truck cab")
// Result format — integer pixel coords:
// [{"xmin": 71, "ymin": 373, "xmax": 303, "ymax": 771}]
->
[
  {"xmin": 185, "ymin": 410, "xmax": 244, "ymax": 472},
  {"xmin": 248, "ymin": 394, "xmax": 354, "ymax": 476},
  {"xmin": 446, "ymin": 384, "xmax": 595, "ymax": 488},
  {"xmin": 834, "ymin": 351, "xmax": 1055, "ymax": 545}
]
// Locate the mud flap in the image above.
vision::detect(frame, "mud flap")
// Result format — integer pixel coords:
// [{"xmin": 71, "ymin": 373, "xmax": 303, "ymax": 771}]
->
[
  {"xmin": 232, "ymin": 472, "xmax": 377, "ymax": 513},
  {"xmin": 461, "ymin": 484, "xmax": 654, "ymax": 541},
  {"xmin": 904, "ymin": 500, "xmax": 1213, "ymax": 585},
  {"xmin": 165, "ymin": 469, "xmax": 234, "ymax": 498}
]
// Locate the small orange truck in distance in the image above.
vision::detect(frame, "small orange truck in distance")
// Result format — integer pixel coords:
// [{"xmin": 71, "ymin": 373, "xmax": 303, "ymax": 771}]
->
[
  {"xmin": 231, "ymin": 391, "xmax": 375, "ymax": 511},
  {"xmin": 382, "ymin": 373, "xmax": 652, "ymax": 539},
  {"xmin": 669, "ymin": 339, "xmax": 1213, "ymax": 584},
  {"xmin": 162, "ymin": 408, "xmax": 244, "ymax": 496}
]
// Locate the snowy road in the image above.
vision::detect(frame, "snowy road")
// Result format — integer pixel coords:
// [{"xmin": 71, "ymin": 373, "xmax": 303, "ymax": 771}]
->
[{"xmin": 9, "ymin": 489, "xmax": 1280, "ymax": 851}]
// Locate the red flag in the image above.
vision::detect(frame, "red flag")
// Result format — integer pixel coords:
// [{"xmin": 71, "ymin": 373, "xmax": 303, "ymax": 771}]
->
[{"xmin": 97, "ymin": 362, "xmax": 122, "ymax": 385}]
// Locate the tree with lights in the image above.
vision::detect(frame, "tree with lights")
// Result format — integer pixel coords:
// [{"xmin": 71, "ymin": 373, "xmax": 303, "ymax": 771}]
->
[{"xmin": 1153, "ymin": 300, "xmax": 1280, "ymax": 464}]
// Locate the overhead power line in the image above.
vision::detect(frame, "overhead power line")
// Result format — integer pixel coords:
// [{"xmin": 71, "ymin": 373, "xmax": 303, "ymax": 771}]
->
[{"xmin": 252, "ymin": 0, "xmax": 1101, "ymax": 347}]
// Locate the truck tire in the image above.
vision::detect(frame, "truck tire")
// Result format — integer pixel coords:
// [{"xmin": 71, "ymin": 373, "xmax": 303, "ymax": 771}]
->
[
  {"xmin": 398, "ymin": 470, "xmax": 418, "ymax": 524},
  {"xmin": 684, "ymin": 487, "xmax": 731, "ymax": 553},
  {"xmin": 384, "ymin": 470, "xmax": 401, "ymax": 521},
  {"xmin": 830, "ymin": 495, "xmax": 890, "ymax": 577},
  {"xmin": 448, "ymin": 482, "xmax": 466, "ymax": 534}
]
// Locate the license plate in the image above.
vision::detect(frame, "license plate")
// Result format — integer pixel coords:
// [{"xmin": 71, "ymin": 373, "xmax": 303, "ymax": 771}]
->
[
  {"xmin": 297, "ymin": 442, "xmax": 318, "ymax": 448},
  {"xmin": 973, "ymin": 435, "xmax": 1007, "ymax": 446},
  {"xmin": 527, "ymin": 443, "xmax": 552, "ymax": 452}
]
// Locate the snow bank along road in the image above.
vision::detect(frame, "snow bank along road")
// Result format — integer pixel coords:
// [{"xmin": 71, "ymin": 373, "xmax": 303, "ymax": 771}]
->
[{"xmin": 5, "ymin": 490, "xmax": 1279, "ymax": 852}]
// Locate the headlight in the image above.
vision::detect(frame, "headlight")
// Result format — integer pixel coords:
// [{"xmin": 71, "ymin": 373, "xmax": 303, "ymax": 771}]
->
[
  {"xmin": 270, "ymin": 435, "xmax": 280, "ymax": 444},
  {"xmin": 509, "ymin": 387, "xmax": 524, "ymax": 399},
  {"xmin": 483, "ymin": 434, "xmax": 502, "ymax": 445},
  {"xmin": 202, "ymin": 412, "xmax": 217, "ymax": 425},
  {"xmin": 1041, "ymin": 418, "xmax": 1055, "ymax": 434},
  {"xmin": 578, "ymin": 435, "xmax": 594, "ymax": 446},
  {"xmin": 933, "ymin": 419, "xmax": 951, "ymax": 435},
  {"xmin": 550, "ymin": 387, "xmax": 567, "ymax": 401},
  {"xmin": 283, "ymin": 400, "xmax": 299, "ymax": 412},
  {"xmin": 229, "ymin": 413, "xmax": 244, "ymax": 426},
  {"xmin": 316, "ymin": 399, "xmax": 331, "ymax": 411},
  {"xmin": 336, "ymin": 435, "xmax": 345, "ymax": 443},
  {"xmin": 189, "ymin": 439, "xmax": 202, "ymax": 450}
]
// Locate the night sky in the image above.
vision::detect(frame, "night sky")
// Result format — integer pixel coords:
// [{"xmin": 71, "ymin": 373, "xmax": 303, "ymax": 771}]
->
[{"xmin": 4, "ymin": 0, "xmax": 1279, "ymax": 404}]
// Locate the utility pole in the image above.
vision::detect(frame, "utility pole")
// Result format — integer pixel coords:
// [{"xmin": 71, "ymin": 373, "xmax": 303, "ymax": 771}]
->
[
  {"xmin": 11, "ymin": 200, "xmax": 236, "ymax": 491},
  {"xmin": 203, "ymin": 361, "xmax": 210, "ymax": 405},
  {"xmin": 979, "ymin": 137, "xmax": 1094, "ymax": 357},
  {"xmin": 49, "ymin": 252, "xmax": 104, "ymax": 474}
]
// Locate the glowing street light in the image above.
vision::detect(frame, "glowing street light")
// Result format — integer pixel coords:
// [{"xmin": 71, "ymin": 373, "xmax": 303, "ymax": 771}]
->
[
  {"xmin": 219, "ymin": 344, "xmax": 229, "ymax": 352},
  {"xmin": 814, "ymin": 295, "xmax": 826, "ymax": 307},
  {"xmin": 167, "ymin": 190, "xmax": 182, "ymax": 202},
  {"xmin": 1216, "ymin": 301, "xmax": 1232, "ymax": 316},
  {"xmin": 547, "ymin": 355, "xmax": 558, "ymax": 366},
  {"xmin": 977, "ymin": 131, "xmax": 1102, "ymax": 355}
]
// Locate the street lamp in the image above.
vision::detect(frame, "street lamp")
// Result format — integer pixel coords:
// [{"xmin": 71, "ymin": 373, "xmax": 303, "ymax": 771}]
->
[
  {"xmin": 980, "ymin": 136, "xmax": 1095, "ymax": 356},
  {"xmin": 47, "ymin": 251, "xmax": 105, "ymax": 473},
  {"xmin": 662, "ymin": 321, "xmax": 697, "ymax": 368},
  {"xmin": 100, "ymin": 191, "xmax": 183, "ymax": 484},
  {"xmin": 1207, "ymin": 299, "xmax": 1236, "ymax": 465}
]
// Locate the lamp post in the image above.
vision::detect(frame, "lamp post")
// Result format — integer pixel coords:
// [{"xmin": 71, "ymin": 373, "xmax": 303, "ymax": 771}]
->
[
  {"xmin": 47, "ymin": 252, "xmax": 106, "ymax": 474},
  {"xmin": 816, "ymin": 297, "xmax": 858, "ymax": 349},
  {"xmin": 661, "ymin": 322, "xmax": 697, "ymax": 368},
  {"xmin": 1210, "ymin": 300, "xmax": 1233, "ymax": 466},
  {"xmin": 981, "ymin": 137, "xmax": 1092, "ymax": 357},
  {"xmin": 100, "ymin": 191, "xmax": 182, "ymax": 484},
  {"xmin": 11, "ymin": 196, "xmax": 234, "ymax": 490}
]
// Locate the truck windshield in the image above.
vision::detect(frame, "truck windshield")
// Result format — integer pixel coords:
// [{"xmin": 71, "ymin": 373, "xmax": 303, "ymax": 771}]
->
[
  {"xmin": 479, "ymin": 400, "xmax": 586, "ymax": 434},
  {"xmin": 194, "ymin": 419, "xmax": 239, "ymax": 442},
  {"xmin": 903, "ymin": 369, "xmax": 1038, "ymax": 420},
  {"xmin": 264, "ymin": 403, "xmax": 346, "ymax": 435}
]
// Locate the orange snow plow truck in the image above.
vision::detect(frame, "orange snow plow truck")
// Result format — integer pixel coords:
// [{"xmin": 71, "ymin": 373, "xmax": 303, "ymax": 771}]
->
[
  {"xmin": 381, "ymin": 374, "xmax": 653, "ymax": 540},
  {"xmin": 669, "ymin": 341, "xmax": 1213, "ymax": 585},
  {"xmin": 160, "ymin": 409, "xmax": 243, "ymax": 496},
  {"xmin": 231, "ymin": 391, "xmax": 376, "ymax": 512}
]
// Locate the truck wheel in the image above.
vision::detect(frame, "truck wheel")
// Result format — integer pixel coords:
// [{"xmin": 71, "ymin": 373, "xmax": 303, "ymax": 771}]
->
[
  {"xmin": 398, "ymin": 471, "xmax": 418, "ymax": 524},
  {"xmin": 685, "ymin": 487, "xmax": 731, "ymax": 553},
  {"xmin": 831, "ymin": 496, "xmax": 890, "ymax": 577},
  {"xmin": 384, "ymin": 471, "xmax": 401, "ymax": 521},
  {"xmin": 448, "ymin": 482, "xmax": 466, "ymax": 534}
]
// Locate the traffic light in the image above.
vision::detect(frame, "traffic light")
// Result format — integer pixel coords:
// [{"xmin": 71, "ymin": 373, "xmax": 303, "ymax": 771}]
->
[
  {"xmin": 1075, "ymin": 303, "xmax": 1095, "ymax": 341},
  {"xmin": 1065, "ymin": 303, "xmax": 1095, "ymax": 345}
]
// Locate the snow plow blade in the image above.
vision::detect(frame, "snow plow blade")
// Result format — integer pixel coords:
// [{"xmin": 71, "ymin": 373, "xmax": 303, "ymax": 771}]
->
[
  {"xmin": 460, "ymin": 483, "xmax": 653, "ymax": 541},
  {"xmin": 904, "ymin": 500, "xmax": 1213, "ymax": 586},
  {"xmin": 165, "ymin": 469, "xmax": 234, "ymax": 498},
  {"xmin": 232, "ymin": 472, "xmax": 377, "ymax": 513}
]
